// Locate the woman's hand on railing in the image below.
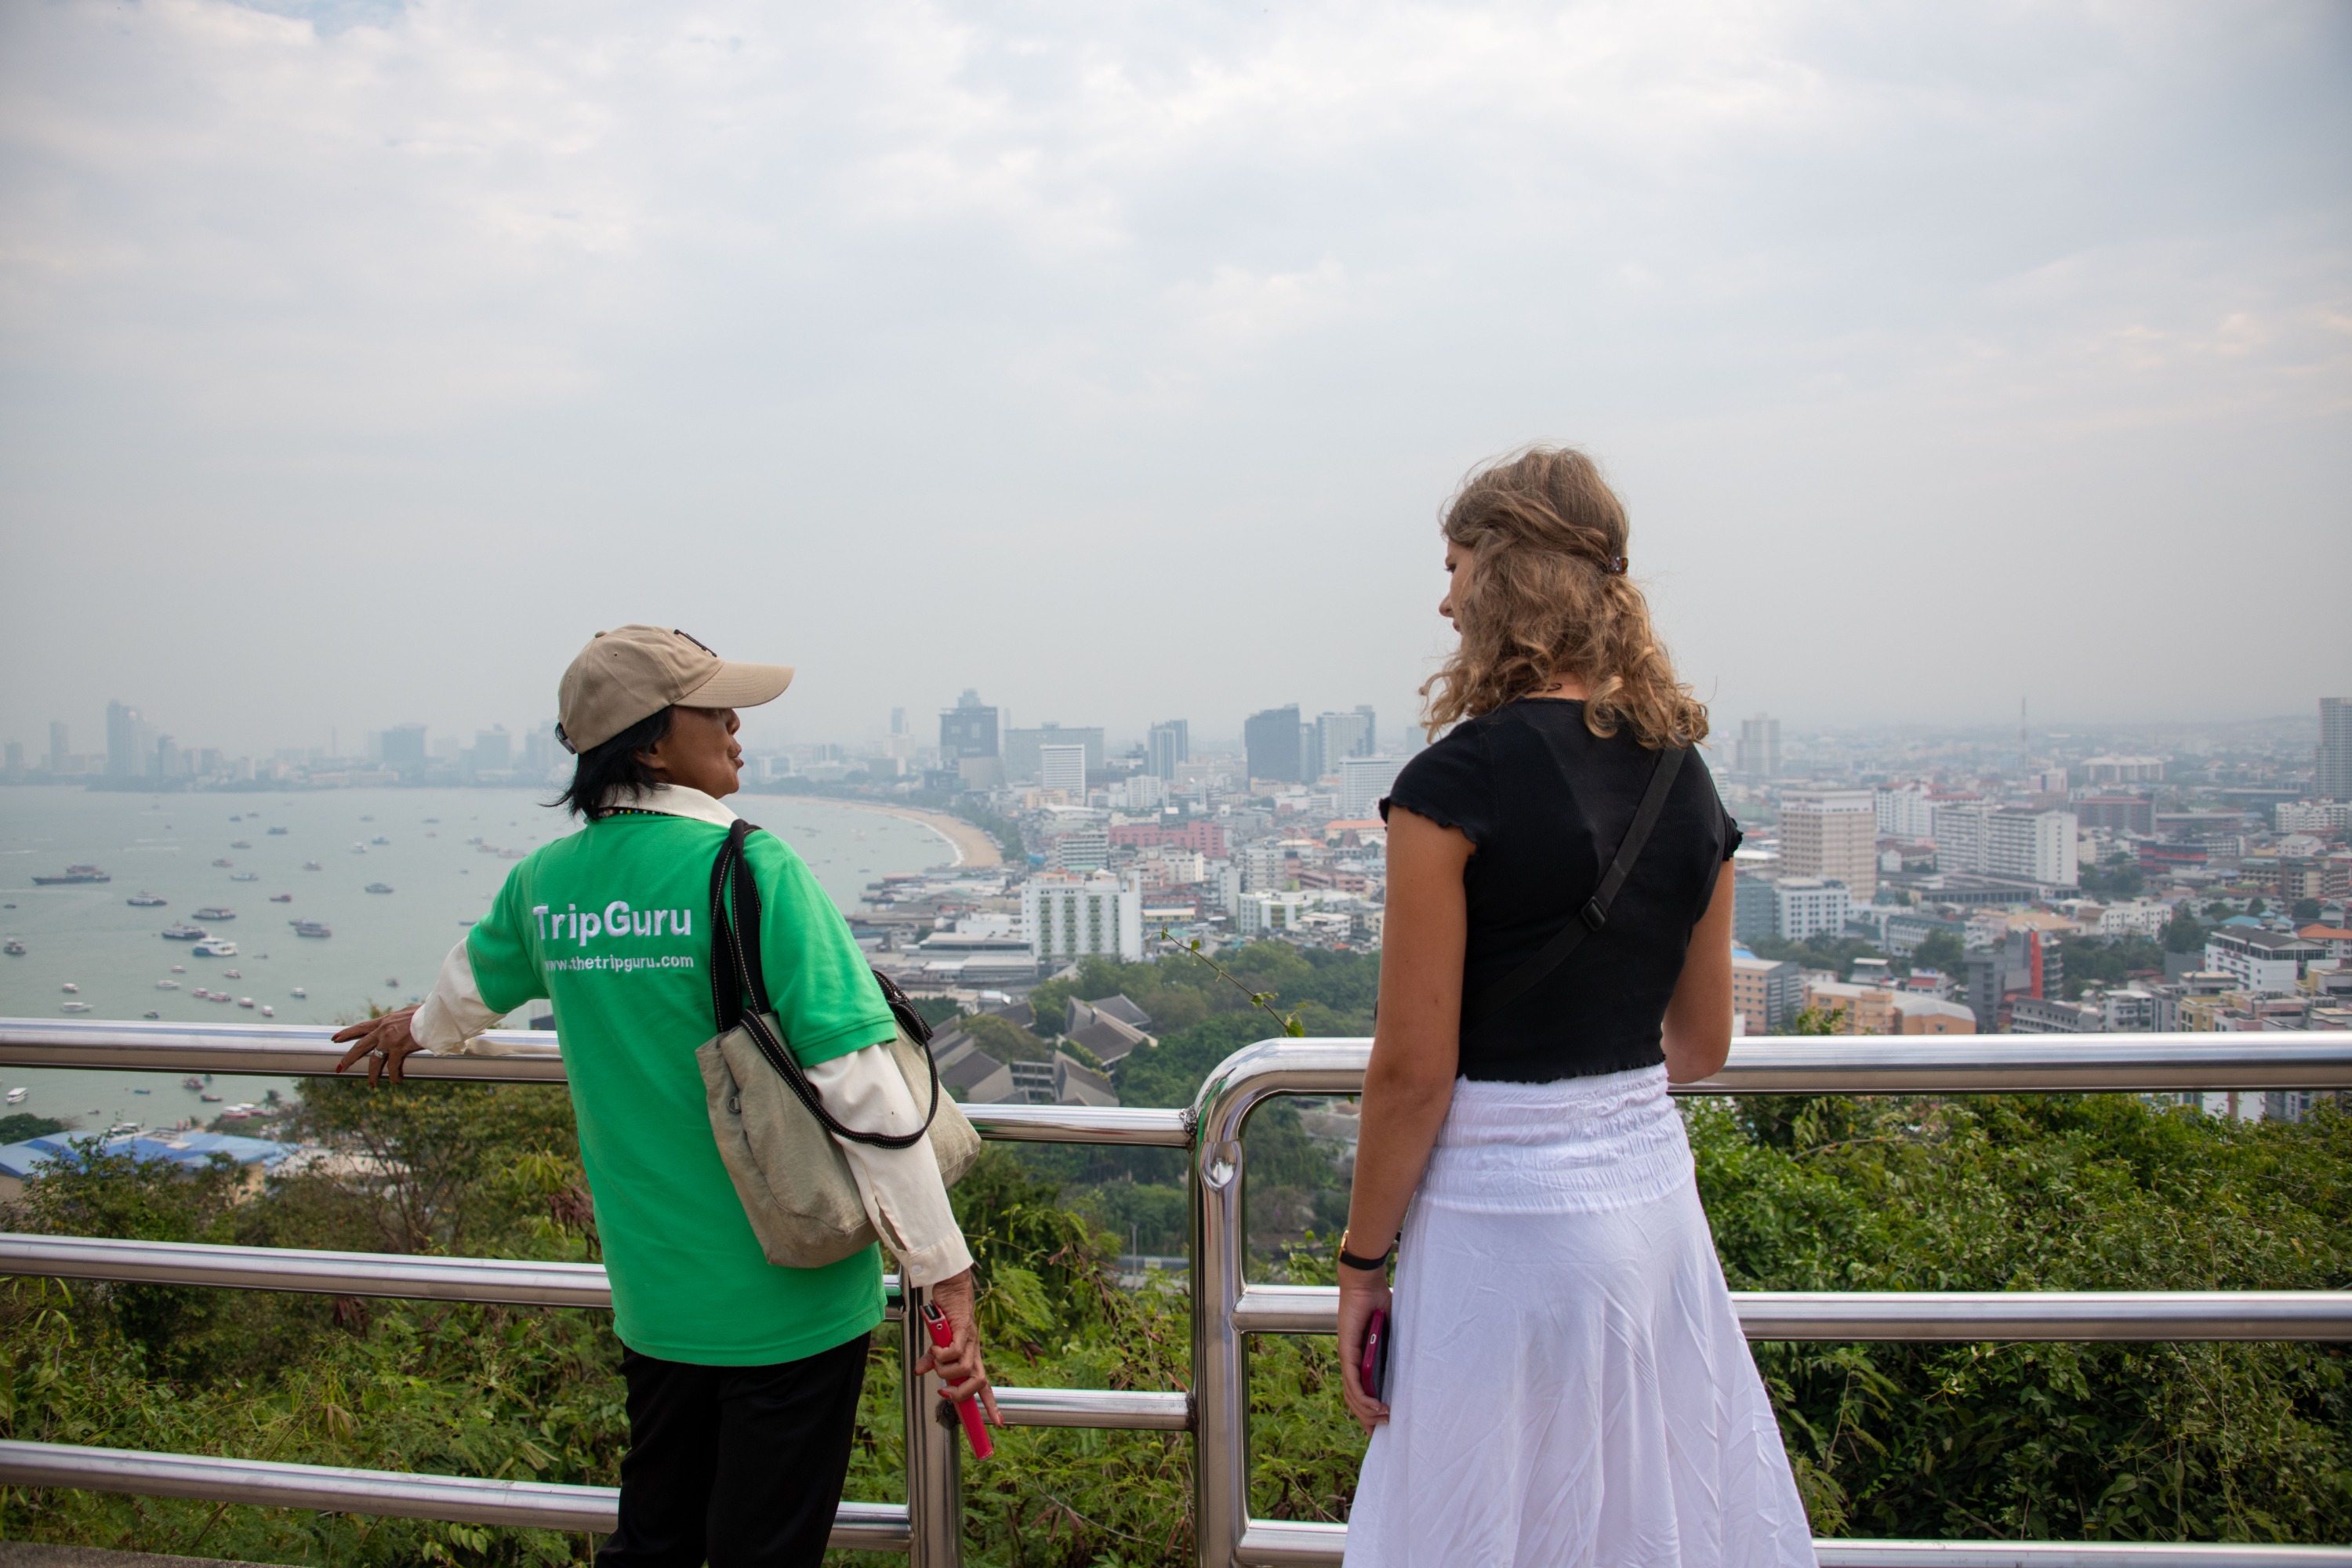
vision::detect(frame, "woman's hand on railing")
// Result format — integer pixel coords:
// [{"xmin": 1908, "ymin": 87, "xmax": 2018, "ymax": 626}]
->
[
  {"xmin": 918, "ymin": 1268, "xmax": 1002, "ymax": 1427},
  {"xmin": 332, "ymin": 1007, "xmax": 426, "ymax": 1086},
  {"xmin": 1336, "ymin": 1266, "xmax": 1392, "ymax": 1434}
]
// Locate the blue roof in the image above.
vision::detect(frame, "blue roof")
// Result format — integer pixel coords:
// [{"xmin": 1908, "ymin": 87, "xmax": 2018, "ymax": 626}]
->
[{"xmin": 0, "ymin": 1131, "xmax": 296, "ymax": 1182}]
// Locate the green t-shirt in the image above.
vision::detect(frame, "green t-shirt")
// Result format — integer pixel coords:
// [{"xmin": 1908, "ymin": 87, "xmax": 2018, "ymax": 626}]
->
[{"xmin": 466, "ymin": 812, "xmax": 896, "ymax": 1365}]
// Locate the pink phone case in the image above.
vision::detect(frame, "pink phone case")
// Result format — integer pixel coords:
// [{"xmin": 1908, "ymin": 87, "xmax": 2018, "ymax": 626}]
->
[
  {"xmin": 1359, "ymin": 1308, "xmax": 1390, "ymax": 1401},
  {"xmin": 921, "ymin": 1302, "xmax": 994, "ymax": 1459}
]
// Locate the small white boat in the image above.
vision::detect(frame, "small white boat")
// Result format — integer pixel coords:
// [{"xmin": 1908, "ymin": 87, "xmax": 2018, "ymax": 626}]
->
[
  {"xmin": 260, "ymin": 1006, "xmax": 274, "ymax": 1018},
  {"xmin": 223, "ymin": 969, "xmax": 242, "ymax": 979},
  {"xmin": 171, "ymin": 964, "xmax": 186, "ymax": 974},
  {"xmin": 60, "ymin": 1001, "xmax": 92, "ymax": 1013},
  {"xmin": 191, "ymin": 938, "xmax": 238, "ymax": 957},
  {"xmin": 303, "ymin": 861, "xmax": 322, "ymax": 871},
  {"xmin": 144, "ymin": 1010, "xmax": 161, "ymax": 1019},
  {"xmin": 290, "ymin": 986, "xmax": 307, "ymax": 999},
  {"xmin": 238, "ymin": 997, "xmax": 255, "ymax": 1009},
  {"xmin": 61, "ymin": 982, "xmax": 78, "ymax": 994},
  {"xmin": 6, "ymin": 1087, "xmax": 27, "ymax": 1104},
  {"xmin": 156, "ymin": 979, "xmax": 180, "ymax": 990}
]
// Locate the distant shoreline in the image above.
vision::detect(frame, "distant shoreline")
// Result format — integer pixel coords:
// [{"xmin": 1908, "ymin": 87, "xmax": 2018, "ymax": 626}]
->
[{"xmin": 816, "ymin": 800, "xmax": 1002, "ymax": 869}]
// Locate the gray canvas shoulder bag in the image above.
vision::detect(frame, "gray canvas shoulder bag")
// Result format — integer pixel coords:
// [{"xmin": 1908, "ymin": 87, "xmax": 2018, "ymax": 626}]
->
[{"xmin": 696, "ymin": 818, "xmax": 982, "ymax": 1269}]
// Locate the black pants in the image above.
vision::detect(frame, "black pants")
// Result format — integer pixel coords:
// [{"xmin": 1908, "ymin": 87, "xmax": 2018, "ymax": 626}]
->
[{"xmin": 597, "ymin": 1333, "xmax": 871, "ymax": 1568}]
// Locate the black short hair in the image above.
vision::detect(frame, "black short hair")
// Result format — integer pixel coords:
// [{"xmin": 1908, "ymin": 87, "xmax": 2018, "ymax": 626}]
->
[{"xmin": 552, "ymin": 706, "xmax": 676, "ymax": 821}]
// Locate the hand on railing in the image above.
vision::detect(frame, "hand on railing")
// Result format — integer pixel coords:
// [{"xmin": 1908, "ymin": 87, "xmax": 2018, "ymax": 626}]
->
[
  {"xmin": 1336, "ymin": 1265, "xmax": 1392, "ymax": 1434},
  {"xmin": 918, "ymin": 1269, "xmax": 1003, "ymax": 1429},
  {"xmin": 332, "ymin": 1007, "xmax": 427, "ymax": 1086}
]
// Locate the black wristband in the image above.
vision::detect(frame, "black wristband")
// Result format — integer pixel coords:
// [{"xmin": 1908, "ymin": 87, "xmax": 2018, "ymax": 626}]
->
[{"xmin": 1338, "ymin": 1240, "xmax": 1394, "ymax": 1272}]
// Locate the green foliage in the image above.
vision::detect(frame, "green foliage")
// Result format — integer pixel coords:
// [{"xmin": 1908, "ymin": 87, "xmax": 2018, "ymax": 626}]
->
[
  {"xmin": 2293, "ymin": 898, "xmax": 2325, "ymax": 924},
  {"xmin": 2059, "ymin": 933, "xmax": 2166, "ymax": 1000},
  {"xmin": 953, "ymin": 802, "xmax": 1026, "ymax": 862},
  {"xmin": 909, "ymin": 995, "xmax": 967, "ymax": 1032},
  {"xmin": 7, "ymin": 1012, "xmax": 2350, "ymax": 1561},
  {"xmin": 2164, "ymin": 908, "xmax": 2209, "ymax": 955},
  {"xmin": 960, "ymin": 1012, "xmax": 1054, "ymax": 1065},
  {"xmin": 0, "ymin": 1112, "xmax": 70, "ymax": 1143},
  {"xmin": 2079, "ymin": 862, "xmax": 2147, "ymax": 898},
  {"xmin": 1909, "ymin": 929, "xmax": 1967, "ymax": 977},
  {"xmin": 1750, "ymin": 933, "xmax": 1885, "ymax": 980}
]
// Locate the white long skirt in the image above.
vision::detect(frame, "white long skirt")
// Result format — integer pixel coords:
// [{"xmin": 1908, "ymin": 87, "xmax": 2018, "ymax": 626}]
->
[{"xmin": 1345, "ymin": 1065, "xmax": 1817, "ymax": 1568}]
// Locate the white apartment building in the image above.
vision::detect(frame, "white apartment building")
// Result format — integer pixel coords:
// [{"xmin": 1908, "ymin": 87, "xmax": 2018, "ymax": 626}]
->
[
  {"xmin": 1236, "ymin": 889, "xmax": 1327, "ymax": 938},
  {"xmin": 1338, "ymin": 757, "xmax": 1405, "ymax": 820},
  {"xmin": 1050, "ymin": 827, "xmax": 1109, "ymax": 873},
  {"xmin": 1024, "ymin": 872, "xmax": 1145, "ymax": 963},
  {"xmin": 2278, "ymin": 801, "xmax": 2352, "ymax": 835},
  {"xmin": 2202, "ymin": 930, "xmax": 2321, "ymax": 995},
  {"xmin": 1040, "ymin": 744, "xmax": 1087, "ymax": 797},
  {"xmin": 2096, "ymin": 900, "xmax": 2173, "ymax": 939},
  {"xmin": 1777, "ymin": 791, "xmax": 1877, "ymax": 901},
  {"xmin": 1874, "ymin": 786, "xmax": 1936, "ymax": 840},
  {"xmin": 1772, "ymin": 877, "xmax": 1853, "ymax": 942},
  {"xmin": 1936, "ymin": 804, "xmax": 2078, "ymax": 887}
]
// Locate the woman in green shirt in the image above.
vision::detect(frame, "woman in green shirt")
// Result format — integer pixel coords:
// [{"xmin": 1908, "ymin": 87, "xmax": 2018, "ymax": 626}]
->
[{"xmin": 334, "ymin": 625, "xmax": 994, "ymax": 1567}]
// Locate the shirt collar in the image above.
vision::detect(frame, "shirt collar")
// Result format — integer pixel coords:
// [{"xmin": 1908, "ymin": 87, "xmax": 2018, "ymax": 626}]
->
[{"xmin": 602, "ymin": 783, "xmax": 740, "ymax": 829}]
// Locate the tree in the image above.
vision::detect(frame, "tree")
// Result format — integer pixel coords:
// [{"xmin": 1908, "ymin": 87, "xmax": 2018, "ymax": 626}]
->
[
  {"xmin": 1909, "ymin": 930, "xmax": 1966, "ymax": 976},
  {"xmin": 2161, "ymin": 907, "xmax": 2207, "ymax": 956},
  {"xmin": 2292, "ymin": 898, "xmax": 2324, "ymax": 924}
]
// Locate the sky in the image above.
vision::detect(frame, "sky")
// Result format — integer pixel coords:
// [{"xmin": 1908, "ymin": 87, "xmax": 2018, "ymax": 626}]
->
[{"xmin": 2, "ymin": 0, "xmax": 2347, "ymax": 760}]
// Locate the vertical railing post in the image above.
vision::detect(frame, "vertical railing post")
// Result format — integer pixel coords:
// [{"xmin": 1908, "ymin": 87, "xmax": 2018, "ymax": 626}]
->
[
  {"xmin": 1191, "ymin": 1120, "xmax": 1250, "ymax": 1568},
  {"xmin": 902, "ymin": 1283, "xmax": 964, "ymax": 1566}
]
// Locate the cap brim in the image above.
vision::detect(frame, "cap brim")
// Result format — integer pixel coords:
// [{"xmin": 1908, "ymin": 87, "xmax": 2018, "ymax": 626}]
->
[{"xmin": 680, "ymin": 660, "xmax": 795, "ymax": 711}]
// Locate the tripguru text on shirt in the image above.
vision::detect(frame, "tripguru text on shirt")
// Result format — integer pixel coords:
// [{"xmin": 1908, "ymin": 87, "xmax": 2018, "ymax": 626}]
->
[{"xmin": 535, "ymin": 901, "xmax": 696, "ymax": 941}]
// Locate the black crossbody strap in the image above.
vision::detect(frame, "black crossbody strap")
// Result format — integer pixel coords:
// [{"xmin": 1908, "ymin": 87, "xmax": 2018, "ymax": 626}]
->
[
  {"xmin": 1461, "ymin": 744, "xmax": 1686, "ymax": 1032},
  {"xmin": 708, "ymin": 820, "xmax": 940, "ymax": 1151}
]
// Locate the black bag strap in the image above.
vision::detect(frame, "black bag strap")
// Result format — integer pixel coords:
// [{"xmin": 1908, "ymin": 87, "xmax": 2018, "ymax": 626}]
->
[
  {"xmin": 1461, "ymin": 744, "xmax": 1687, "ymax": 1033},
  {"xmin": 707, "ymin": 819, "xmax": 941, "ymax": 1150}
]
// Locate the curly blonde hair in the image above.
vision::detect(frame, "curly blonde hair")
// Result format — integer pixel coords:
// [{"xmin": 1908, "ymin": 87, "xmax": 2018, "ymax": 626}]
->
[{"xmin": 1421, "ymin": 445, "xmax": 1708, "ymax": 750}]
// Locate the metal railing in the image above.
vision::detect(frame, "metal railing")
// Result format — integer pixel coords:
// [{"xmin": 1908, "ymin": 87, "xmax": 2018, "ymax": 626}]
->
[{"xmin": 3, "ymin": 1020, "xmax": 2350, "ymax": 1566}]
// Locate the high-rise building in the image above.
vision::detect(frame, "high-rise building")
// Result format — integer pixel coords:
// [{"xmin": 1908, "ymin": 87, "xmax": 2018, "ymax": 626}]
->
[
  {"xmin": 155, "ymin": 735, "xmax": 180, "ymax": 779},
  {"xmin": 1004, "ymin": 724, "xmax": 1103, "ymax": 782},
  {"xmin": 1023, "ymin": 872, "xmax": 1145, "ymax": 963},
  {"xmin": 890, "ymin": 706, "xmax": 907, "ymax": 737},
  {"xmin": 474, "ymin": 727, "xmax": 513, "ymax": 772},
  {"xmin": 1730, "ymin": 953, "xmax": 1804, "ymax": 1034},
  {"xmin": 106, "ymin": 701, "xmax": 144, "ymax": 780},
  {"xmin": 1936, "ymin": 804, "xmax": 2077, "ymax": 887},
  {"xmin": 2320, "ymin": 697, "xmax": 2352, "ymax": 803},
  {"xmin": 1147, "ymin": 720, "xmax": 1189, "ymax": 779},
  {"xmin": 1735, "ymin": 714, "xmax": 1780, "ymax": 778},
  {"xmin": 3, "ymin": 741, "xmax": 23, "ymax": 779},
  {"xmin": 1313, "ymin": 710, "xmax": 1375, "ymax": 783},
  {"xmin": 381, "ymin": 725, "xmax": 427, "ymax": 771},
  {"xmin": 1039, "ymin": 743, "xmax": 1087, "ymax": 797},
  {"xmin": 48, "ymin": 721, "xmax": 67, "ymax": 775},
  {"xmin": 939, "ymin": 690, "xmax": 1000, "ymax": 764},
  {"xmin": 1770, "ymin": 877, "xmax": 1853, "ymax": 942},
  {"xmin": 1777, "ymin": 789, "xmax": 1877, "ymax": 900},
  {"xmin": 1338, "ymin": 756, "xmax": 1404, "ymax": 819},
  {"xmin": 1245, "ymin": 705, "xmax": 1303, "ymax": 784},
  {"xmin": 1874, "ymin": 786, "xmax": 1936, "ymax": 839}
]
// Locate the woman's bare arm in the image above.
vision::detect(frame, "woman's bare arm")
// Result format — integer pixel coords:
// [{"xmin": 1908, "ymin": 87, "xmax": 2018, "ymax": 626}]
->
[
  {"xmin": 1661, "ymin": 862, "xmax": 1737, "ymax": 1083},
  {"xmin": 1336, "ymin": 804, "xmax": 1472, "ymax": 1431}
]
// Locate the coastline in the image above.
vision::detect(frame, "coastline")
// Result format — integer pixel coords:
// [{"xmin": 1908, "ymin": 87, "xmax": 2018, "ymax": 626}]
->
[{"xmin": 815, "ymin": 800, "xmax": 1004, "ymax": 869}]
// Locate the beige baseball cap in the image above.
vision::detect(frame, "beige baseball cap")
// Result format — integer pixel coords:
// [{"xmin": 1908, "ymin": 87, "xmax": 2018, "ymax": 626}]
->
[{"xmin": 555, "ymin": 625, "xmax": 794, "ymax": 753}]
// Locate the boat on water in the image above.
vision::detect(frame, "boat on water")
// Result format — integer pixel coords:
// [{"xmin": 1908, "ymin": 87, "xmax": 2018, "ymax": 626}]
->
[
  {"xmin": 223, "ymin": 969, "xmax": 242, "ymax": 979},
  {"xmin": 33, "ymin": 865, "xmax": 110, "ymax": 885},
  {"xmin": 231, "ymin": 840, "xmax": 252, "ymax": 850},
  {"xmin": 291, "ymin": 986, "xmax": 308, "ymax": 998},
  {"xmin": 260, "ymin": 1006, "xmax": 275, "ymax": 1017},
  {"xmin": 269, "ymin": 894, "xmax": 293, "ymax": 903},
  {"xmin": 292, "ymin": 921, "xmax": 331, "ymax": 938},
  {"xmin": 133, "ymin": 1087, "xmax": 150, "ymax": 1094},
  {"xmin": 350, "ymin": 843, "xmax": 367, "ymax": 853},
  {"xmin": 3, "ymin": 939, "xmax": 24, "ymax": 956},
  {"xmin": 156, "ymin": 979, "xmax": 180, "ymax": 989},
  {"xmin": 127, "ymin": 892, "xmax": 168, "ymax": 907},
  {"xmin": 371, "ymin": 835, "xmax": 390, "ymax": 845},
  {"xmin": 238, "ymin": 997, "xmax": 255, "ymax": 1009},
  {"xmin": 365, "ymin": 883, "xmax": 394, "ymax": 895},
  {"xmin": 193, "ymin": 906, "xmax": 236, "ymax": 921},
  {"xmin": 5, "ymin": 1087, "xmax": 27, "ymax": 1104},
  {"xmin": 60, "ymin": 1001, "xmax": 91, "ymax": 1013},
  {"xmin": 162, "ymin": 924, "xmax": 206, "ymax": 941},
  {"xmin": 61, "ymin": 982, "xmax": 78, "ymax": 993},
  {"xmin": 191, "ymin": 937, "xmax": 238, "ymax": 957},
  {"xmin": 230, "ymin": 872, "xmax": 260, "ymax": 883},
  {"xmin": 200, "ymin": 1093, "xmax": 222, "ymax": 1103},
  {"xmin": 183, "ymin": 1077, "xmax": 203, "ymax": 1090},
  {"xmin": 212, "ymin": 858, "xmax": 233, "ymax": 869},
  {"xmin": 267, "ymin": 826, "xmax": 289, "ymax": 836},
  {"xmin": 171, "ymin": 964, "xmax": 185, "ymax": 973},
  {"xmin": 303, "ymin": 861, "xmax": 322, "ymax": 871},
  {"xmin": 144, "ymin": 1009, "xmax": 161, "ymax": 1019}
]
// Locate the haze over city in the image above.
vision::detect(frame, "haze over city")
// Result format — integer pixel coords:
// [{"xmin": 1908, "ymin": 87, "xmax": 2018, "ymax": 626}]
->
[{"xmin": 3, "ymin": 0, "xmax": 2348, "ymax": 757}]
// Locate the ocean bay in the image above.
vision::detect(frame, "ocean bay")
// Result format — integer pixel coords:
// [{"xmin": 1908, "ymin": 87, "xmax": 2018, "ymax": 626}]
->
[{"xmin": 0, "ymin": 786, "xmax": 953, "ymax": 1134}]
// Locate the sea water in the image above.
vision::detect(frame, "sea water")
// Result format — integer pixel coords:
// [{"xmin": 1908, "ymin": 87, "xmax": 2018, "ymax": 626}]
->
[{"xmin": 0, "ymin": 786, "xmax": 953, "ymax": 1135}]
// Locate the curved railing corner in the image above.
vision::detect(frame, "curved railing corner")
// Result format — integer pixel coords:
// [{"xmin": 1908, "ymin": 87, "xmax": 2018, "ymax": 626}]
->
[{"xmin": 2, "ymin": 1019, "xmax": 2350, "ymax": 1566}]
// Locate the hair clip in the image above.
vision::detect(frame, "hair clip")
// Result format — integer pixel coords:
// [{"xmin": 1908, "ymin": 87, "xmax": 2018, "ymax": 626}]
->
[{"xmin": 1604, "ymin": 556, "xmax": 1629, "ymax": 575}]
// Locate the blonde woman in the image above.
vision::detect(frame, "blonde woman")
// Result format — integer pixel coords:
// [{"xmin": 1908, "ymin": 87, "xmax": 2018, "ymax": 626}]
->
[{"xmin": 1337, "ymin": 449, "xmax": 1815, "ymax": 1566}]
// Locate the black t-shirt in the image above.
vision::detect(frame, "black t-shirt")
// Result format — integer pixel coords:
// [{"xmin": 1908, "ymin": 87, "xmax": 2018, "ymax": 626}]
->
[{"xmin": 1381, "ymin": 699, "xmax": 1741, "ymax": 1083}]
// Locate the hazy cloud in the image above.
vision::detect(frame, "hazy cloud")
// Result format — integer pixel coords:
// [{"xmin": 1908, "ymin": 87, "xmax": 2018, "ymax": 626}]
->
[{"xmin": 2, "ymin": 0, "xmax": 2346, "ymax": 758}]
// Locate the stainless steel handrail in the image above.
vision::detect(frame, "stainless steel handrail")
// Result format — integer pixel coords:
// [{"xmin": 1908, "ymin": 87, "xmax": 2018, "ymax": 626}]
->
[
  {"xmin": 8, "ymin": 1020, "xmax": 2349, "ymax": 1098},
  {"xmin": 1229, "ymin": 1283, "xmax": 2352, "ymax": 1341},
  {"xmin": 1188, "ymin": 1036, "xmax": 2352, "ymax": 1568},
  {"xmin": 9, "ymin": 1021, "xmax": 2350, "ymax": 1567}
]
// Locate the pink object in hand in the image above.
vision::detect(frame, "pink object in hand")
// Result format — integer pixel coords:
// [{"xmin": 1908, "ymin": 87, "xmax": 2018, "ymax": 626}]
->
[{"xmin": 920, "ymin": 1301, "xmax": 993, "ymax": 1459}]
